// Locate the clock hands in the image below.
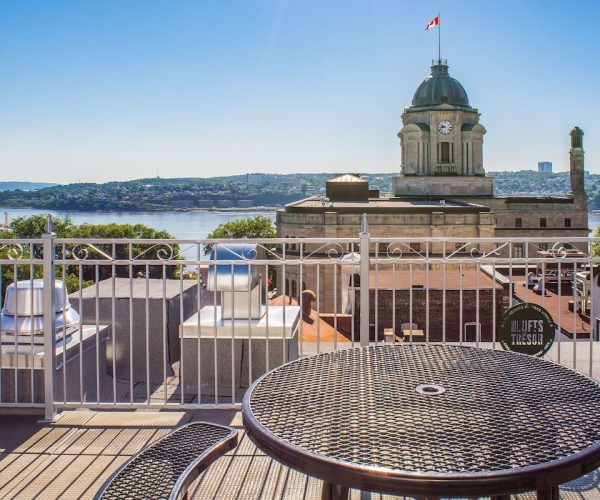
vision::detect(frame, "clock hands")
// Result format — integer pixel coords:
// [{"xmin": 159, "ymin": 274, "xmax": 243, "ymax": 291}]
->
[{"xmin": 438, "ymin": 120, "xmax": 452, "ymax": 135}]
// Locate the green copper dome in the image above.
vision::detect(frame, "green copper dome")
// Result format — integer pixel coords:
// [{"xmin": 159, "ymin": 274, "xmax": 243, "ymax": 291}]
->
[{"xmin": 411, "ymin": 60, "xmax": 471, "ymax": 109}]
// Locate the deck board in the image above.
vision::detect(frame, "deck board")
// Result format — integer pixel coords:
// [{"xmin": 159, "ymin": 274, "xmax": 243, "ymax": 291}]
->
[{"xmin": 0, "ymin": 410, "xmax": 598, "ymax": 499}]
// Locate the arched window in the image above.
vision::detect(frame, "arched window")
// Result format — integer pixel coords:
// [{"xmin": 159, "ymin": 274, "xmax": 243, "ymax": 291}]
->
[
  {"xmin": 285, "ymin": 278, "xmax": 290, "ymax": 295},
  {"xmin": 292, "ymin": 280, "xmax": 297, "ymax": 298},
  {"xmin": 440, "ymin": 142, "xmax": 450, "ymax": 163}
]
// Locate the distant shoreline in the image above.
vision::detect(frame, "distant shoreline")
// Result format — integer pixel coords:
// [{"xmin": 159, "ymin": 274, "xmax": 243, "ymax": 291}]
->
[
  {"xmin": 0, "ymin": 205, "xmax": 281, "ymax": 213},
  {"xmin": 180, "ymin": 206, "xmax": 280, "ymax": 213}
]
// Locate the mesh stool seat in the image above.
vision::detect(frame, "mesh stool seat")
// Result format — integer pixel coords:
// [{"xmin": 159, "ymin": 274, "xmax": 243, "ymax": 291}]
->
[{"xmin": 95, "ymin": 422, "xmax": 237, "ymax": 500}]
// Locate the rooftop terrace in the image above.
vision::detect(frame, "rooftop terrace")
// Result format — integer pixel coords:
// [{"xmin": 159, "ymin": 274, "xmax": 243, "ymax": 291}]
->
[{"xmin": 3, "ymin": 226, "xmax": 600, "ymax": 497}]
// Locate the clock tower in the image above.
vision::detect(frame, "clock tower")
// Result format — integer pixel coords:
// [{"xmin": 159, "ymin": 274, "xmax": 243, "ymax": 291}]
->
[{"xmin": 393, "ymin": 59, "xmax": 493, "ymax": 196}]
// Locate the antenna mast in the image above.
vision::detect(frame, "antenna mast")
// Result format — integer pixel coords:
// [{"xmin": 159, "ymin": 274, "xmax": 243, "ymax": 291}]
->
[{"xmin": 438, "ymin": 13, "xmax": 441, "ymax": 62}]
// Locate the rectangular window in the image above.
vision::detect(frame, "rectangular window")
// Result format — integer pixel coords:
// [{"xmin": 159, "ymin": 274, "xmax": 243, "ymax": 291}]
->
[
  {"xmin": 455, "ymin": 242, "xmax": 464, "ymax": 251},
  {"xmin": 565, "ymin": 218, "xmax": 572, "ymax": 228},
  {"xmin": 285, "ymin": 236, "xmax": 294, "ymax": 252},
  {"xmin": 539, "ymin": 243, "xmax": 548, "ymax": 251},
  {"xmin": 411, "ymin": 242, "xmax": 421, "ymax": 253},
  {"xmin": 513, "ymin": 243, "xmax": 524, "ymax": 258},
  {"xmin": 440, "ymin": 142, "xmax": 450, "ymax": 163},
  {"xmin": 378, "ymin": 242, "xmax": 388, "ymax": 254},
  {"xmin": 515, "ymin": 217, "xmax": 522, "ymax": 228},
  {"xmin": 540, "ymin": 218, "xmax": 547, "ymax": 228}
]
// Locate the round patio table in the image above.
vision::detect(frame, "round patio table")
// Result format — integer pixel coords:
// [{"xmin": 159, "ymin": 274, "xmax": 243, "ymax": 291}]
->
[{"xmin": 242, "ymin": 344, "xmax": 600, "ymax": 499}]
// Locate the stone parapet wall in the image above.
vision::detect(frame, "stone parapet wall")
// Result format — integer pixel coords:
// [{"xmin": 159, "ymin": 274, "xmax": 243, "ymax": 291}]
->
[{"xmin": 393, "ymin": 175, "xmax": 494, "ymax": 196}]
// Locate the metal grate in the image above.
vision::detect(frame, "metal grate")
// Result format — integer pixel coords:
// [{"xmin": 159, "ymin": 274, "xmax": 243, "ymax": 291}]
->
[
  {"xmin": 249, "ymin": 344, "xmax": 600, "ymax": 474},
  {"xmin": 99, "ymin": 422, "xmax": 233, "ymax": 499}
]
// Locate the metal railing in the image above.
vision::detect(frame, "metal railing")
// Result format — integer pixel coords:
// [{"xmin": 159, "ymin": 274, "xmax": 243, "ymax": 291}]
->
[{"xmin": 1, "ymin": 215, "xmax": 599, "ymax": 419}]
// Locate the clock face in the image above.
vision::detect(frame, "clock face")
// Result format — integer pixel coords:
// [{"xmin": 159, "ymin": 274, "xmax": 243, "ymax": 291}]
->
[{"xmin": 438, "ymin": 120, "xmax": 452, "ymax": 135}]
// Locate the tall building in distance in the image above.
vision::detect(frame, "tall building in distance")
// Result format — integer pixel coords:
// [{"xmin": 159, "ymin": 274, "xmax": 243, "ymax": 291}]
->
[{"xmin": 538, "ymin": 161, "xmax": 553, "ymax": 173}]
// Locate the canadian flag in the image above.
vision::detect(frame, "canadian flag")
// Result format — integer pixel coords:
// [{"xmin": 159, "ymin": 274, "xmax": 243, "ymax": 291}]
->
[{"xmin": 425, "ymin": 16, "xmax": 439, "ymax": 30}]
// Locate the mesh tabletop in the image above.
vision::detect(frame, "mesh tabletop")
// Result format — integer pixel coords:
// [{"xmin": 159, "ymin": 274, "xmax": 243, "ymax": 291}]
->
[
  {"xmin": 99, "ymin": 422, "xmax": 234, "ymax": 500},
  {"xmin": 244, "ymin": 344, "xmax": 600, "ymax": 493}
]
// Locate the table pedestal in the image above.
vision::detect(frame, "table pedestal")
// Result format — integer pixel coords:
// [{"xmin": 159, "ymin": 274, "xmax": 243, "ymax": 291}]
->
[
  {"xmin": 321, "ymin": 485, "xmax": 559, "ymax": 499},
  {"xmin": 492, "ymin": 487, "xmax": 559, "ymax": 499},
  {"xmin": 321, "ymin": 482, "xmax": 349, "ymax": 500},
  {"xmin": 536, "ymin": 486, "xmax": 559, "ymax": 499}
]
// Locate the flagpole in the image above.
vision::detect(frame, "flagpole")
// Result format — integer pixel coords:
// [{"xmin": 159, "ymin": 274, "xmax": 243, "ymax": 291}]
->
[{"xmin": 438, "ymin": 12, "xmax": 441, "ymax": 62}]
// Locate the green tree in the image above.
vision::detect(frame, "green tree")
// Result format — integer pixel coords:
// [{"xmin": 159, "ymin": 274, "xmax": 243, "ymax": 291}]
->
[
  {"xmin": 5, "ymin": 214, "xmax": 75, "ymax": 239},
  {"xmin": 592, "ymin": 226, "xmax": 600, "ymax": 257},
  {"xmin": 1, "ymin": 215, "xmax": 178, "ymax": 296},
  {"xmin": 205, "ymin": 216, "xmax": 276, "ymax": 250}
]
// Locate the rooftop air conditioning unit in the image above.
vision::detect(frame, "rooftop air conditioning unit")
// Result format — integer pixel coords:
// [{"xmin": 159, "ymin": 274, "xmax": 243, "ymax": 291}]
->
[{"xmin": 1, "ymin": 280, "xmax": 79, "ymax": 343}]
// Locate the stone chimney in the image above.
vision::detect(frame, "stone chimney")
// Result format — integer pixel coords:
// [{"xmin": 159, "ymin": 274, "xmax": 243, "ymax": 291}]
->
[{"xmin": 569, "ymin": 126, "xmax": 585, "ymax": 195}]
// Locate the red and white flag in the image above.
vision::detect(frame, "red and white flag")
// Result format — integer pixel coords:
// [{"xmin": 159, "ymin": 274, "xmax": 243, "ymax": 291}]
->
[{"xmin": 425, "ymin": 16, "xmax": 439, "ymax": 30}]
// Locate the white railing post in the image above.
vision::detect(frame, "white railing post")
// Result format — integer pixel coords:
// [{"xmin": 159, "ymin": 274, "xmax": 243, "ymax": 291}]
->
[
  {"xmin": 43, "ymin": 215, "xmax": 56, "ymax": 420},
  {"xmin": 359, "ymin": 214, "xmax": 370, "ymax": 346}
]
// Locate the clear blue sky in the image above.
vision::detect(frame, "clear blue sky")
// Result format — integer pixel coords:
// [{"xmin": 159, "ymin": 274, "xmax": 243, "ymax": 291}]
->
[{"xmin": 0, "ymin": 0, "xmax": 598, "ymax": 183}]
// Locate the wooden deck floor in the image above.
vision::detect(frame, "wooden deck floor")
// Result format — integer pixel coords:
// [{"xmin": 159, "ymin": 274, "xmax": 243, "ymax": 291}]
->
[{"xmin": 1, "ymin": 409, "xmax": 599, "ymax": 499}]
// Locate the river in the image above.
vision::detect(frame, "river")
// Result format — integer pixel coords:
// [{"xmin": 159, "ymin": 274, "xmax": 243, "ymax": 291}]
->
[{"xmin": 0, "ymin": 207, "xmax": 277, "ymax": 240}]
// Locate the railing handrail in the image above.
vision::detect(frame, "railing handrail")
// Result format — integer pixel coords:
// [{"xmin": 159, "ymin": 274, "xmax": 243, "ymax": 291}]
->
[
  {"xmin": 0, "ymin": 238, "xmax": 43, "ymax": 244},
  {"xmin": 0, "ymin": 235, "xmax": 598, "ymax": 245}
]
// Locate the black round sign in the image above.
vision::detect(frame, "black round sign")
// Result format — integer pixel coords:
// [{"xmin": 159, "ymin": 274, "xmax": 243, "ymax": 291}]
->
[{"xmin": 499, "ymin": 302, "xmax": 555, "ymax": 357}]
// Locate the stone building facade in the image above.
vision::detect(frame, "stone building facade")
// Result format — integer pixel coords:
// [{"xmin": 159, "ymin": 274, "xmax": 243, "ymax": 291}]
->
[{"xmin": 276, "ymin": 59, "xmax": 589, "ymax": 313}]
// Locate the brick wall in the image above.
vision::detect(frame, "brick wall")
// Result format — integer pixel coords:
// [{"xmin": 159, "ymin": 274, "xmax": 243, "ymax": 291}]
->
[{"xmin": 354, "ymin": 288, "xmax": 505, "ymax": 342}]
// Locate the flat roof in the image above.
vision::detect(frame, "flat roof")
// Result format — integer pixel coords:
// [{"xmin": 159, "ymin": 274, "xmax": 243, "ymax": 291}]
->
[
  {"xmin": 285, "ymin": 196, "xmax": 491, "ymax": 214},
  {"xmin": 368, "ymin": 267, "xmax": 503, "ymax": 290},
  {"xmin": 508, "ymin": 272, "xmax": 590, "ymax": 338}
]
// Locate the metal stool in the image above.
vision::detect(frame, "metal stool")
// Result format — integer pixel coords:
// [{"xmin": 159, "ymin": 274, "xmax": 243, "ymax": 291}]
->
[{"xmin": 95, "ymin": 422, "xmax": 237, "ymax": 500}]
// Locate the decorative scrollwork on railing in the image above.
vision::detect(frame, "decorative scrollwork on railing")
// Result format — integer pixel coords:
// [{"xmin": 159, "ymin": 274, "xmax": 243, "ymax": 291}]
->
[
  {"xmin": 133, "ymin": 243, "xmax": 181, "ymax": 261},
  {"xmin": 445, "ymin": 242, "xmax": 469, "ymax": 260},
  {"xmin": 244, "ymin": 246, "xmax": 258, "ymax": 260},
  {"xmin": 549, "ymin": 242, "xmax": 569, "ymax": 258},
  {"xmin": 69, "ymin": 243, "xmax": 113, "ymax": 261},
  {"xmin": 213, "ymin": 244, "xmax": 256, "ymax": 262},
  {"xmin": 0, "ymin": 243, "xmax": 25, "ymax": 260},
  {"xmin": 447, "ymin": 241, "xmax": 494, "ymax": 260},
  {"xmin": 326, "ymin": 243, "xmax": 346, "ymax": 262},
  {"xmin": 527, "ymin": 242, "xmax": 548, "ymax": 255},
  {"xmin": 384, "ymin": 242, "xmax": 426, "ymax": 261},
  {"xmin": 209, "ymin": 243, "xmax": 279, "ymax": 262},
  {"xmin": 156, "ymin": 245, "xmax": 175, "ymax": 261},
  {"xmin": 386, "ymin": 243, "xmax": 403, "ymax": 260},
  {"xmin": 260, "ymin": 244, "xmax": 283, "ymax": 261},
  {"xmin": 469, "ymin": 246, "xmax": 483, "ymax": 258},
  {"xmin": 304, "ymin": 242, "xmax": 346, "ymax": 261},
  {"xmin": 470, "ymin": 241, "xmax": 509, "ymax": 260}
]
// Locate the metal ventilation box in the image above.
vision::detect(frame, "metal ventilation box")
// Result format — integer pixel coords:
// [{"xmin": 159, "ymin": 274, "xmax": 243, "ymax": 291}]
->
[{"xmin": 207, "ymin": 243, "xmax": 265, "ymax": 320}]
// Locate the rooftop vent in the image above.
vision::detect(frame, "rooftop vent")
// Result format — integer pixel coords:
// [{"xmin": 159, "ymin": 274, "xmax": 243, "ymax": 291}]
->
[
  {"xmin": 0, "ymin": 279, "xmax": 80, "ymax": 340},
  {"xmin": 207, "ymin": 244, "xmax": 265, "ymax": 320},
  {"xmin": 326, "ymin": 174, "xmax": 369, "ymax": 202}
]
